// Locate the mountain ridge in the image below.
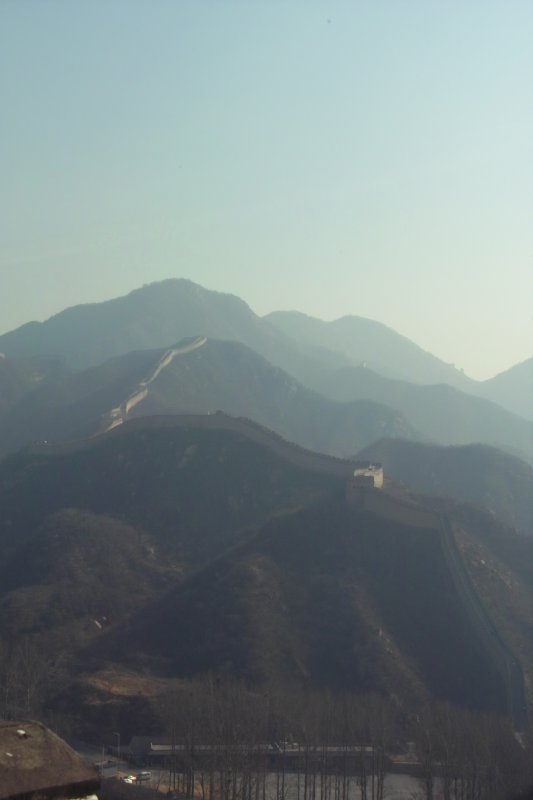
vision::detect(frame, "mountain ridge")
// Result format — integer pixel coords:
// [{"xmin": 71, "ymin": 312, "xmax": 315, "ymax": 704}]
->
[
  {"xmin": 317, "ymin": 364, "xmax": 533, "ymax": 462},
  {"xmin": 0, "ymin": 339, "xmax": 421, "ymax": 459},
  {"xmin": 2, "ymin": 276, "xmax": 528, "ymax": 388},
  {"xmin": 265, "ymin": 309, "xmax": 476, "ymax": 389},
  {"xmin": 0, "ymin": 420, "xmax": 530, "ymax": 731},
  {"xmin": 356, "ymin": 438, "xmax": 533, "ymax": 535},
  {"xmin": 2, "ymin": 336, "xmax": 530, "ymax": 466},
  {"xmin": 0, "ymin": 279, "xmax": 348, "ymax": 389},
  {"xmin": 476, "ymin": 357, "xmax": 533, "ymax": 421}
]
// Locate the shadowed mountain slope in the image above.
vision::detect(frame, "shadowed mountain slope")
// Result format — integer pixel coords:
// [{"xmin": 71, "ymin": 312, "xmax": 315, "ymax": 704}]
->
[
  {"xmin": 0, "ymin": 355, "xmax": 67, "ymax": 415},
  {"xmin": 0, "ymin": 419, "xmax": 345, "ymax": 569},
  {"xmin": 2, "ymin": 335, "xmax": 528, "ymax": 464},
  {"xmin": 101, "ymin": 492, "xmax": 529, "ymax": 724},
  {"xmin": 102, "ymin": 339, "xmax": 419, "ymax": 456},
  {"xmin": 265, "ymin": 310, "xmax": 475, "ymax": 389},
  {"xmin": 1, "ymin": 279, "xmax": 528, "ymax": 456},
  {"xmin": 478, "ymin": 357, "xmax": 533, "ymax": 422},
  {"xmin": 0, "ymin": 509, "xmax": 170, "ymax": 645},
  {"xmin": 0, "ymin": 339, "xmax": 420, "ymax": 459},
  {"xmin": 0, "ymin": 418, "xmax": 348, "ymax": 667},
  {"xmin": 0, "ymin": 418, "xmax": 530, "ymax": 728},
  {"xmin": 0, "ymin": 279, "xmax": 347, "ymax": 386},
  {"xmin": 266, "ymin": 311, "xmax": 532, "ymax": 422},
  {"xmin": 0, "ymin": 349, "xmax": 159, "ymax": 455},
  {"xmin": 1, "ymin": 279, "xmax": 528, "ymax": 426},
  {"xmin": 317, "ymin": 365, "xmax": 533, "ymax": 462},
  {"xmin": 357, "ymin": 439, "xmax": 533, "ymax": 535}
]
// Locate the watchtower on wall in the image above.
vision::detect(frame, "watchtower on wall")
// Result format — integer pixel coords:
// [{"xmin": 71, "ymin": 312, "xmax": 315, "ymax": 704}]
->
[{"xmin": 346, "ymin": 462, "xmax": 384, "ymax": 504}]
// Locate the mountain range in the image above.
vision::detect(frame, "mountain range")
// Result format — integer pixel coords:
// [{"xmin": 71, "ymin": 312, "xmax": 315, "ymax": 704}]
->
[
  {"xmin": 265, "ymin": 310, "xmax": 533, "ymax": 421},
  {"xmin": 0, "ymin": 280, "xmax": 531, "ymax": 466},
  {"xmin": 0, "ymin": 338, "xmax": 418, "ymax": 459},
  {"xmin": 356, "ymin": 439, "xmax": 533, "ymax": 534},
  {"xmin": 265, "ymin": 310, "xmax": 474, "ymax": 390},
  {"xmin": 475, "ymin": 357, "xmax": 533, "ymax": 421},
  {"xmin": 319, "ymin": 365, "xmax": 532, "ymax": 460},
  {"xmin": 0, "ymin": 279, "xmax": 344, "ymax": 389},
  {"xmin": 0, "ymin": 278, "xmax": 530, "ymax": 418},
  {"xmin": 0, "ymin": 419, "xmax": 530, "ymax": 733},
  {"xmin": 0, "ymin": 278, "xmax": 531, "ymax": 737}
]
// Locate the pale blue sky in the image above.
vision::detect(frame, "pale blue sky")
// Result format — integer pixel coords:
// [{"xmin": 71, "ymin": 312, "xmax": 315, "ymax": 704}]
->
[{"xmin": 1, "ymin": 0, "xmax": 531, "ymax": 379}]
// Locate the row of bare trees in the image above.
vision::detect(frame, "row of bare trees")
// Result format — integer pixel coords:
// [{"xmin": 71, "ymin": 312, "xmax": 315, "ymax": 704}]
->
[
  {"xmin": 154, "ymin": 677, "xmax": 532, "ymax": 800},
  {"xmin": 0, "ymin": 639, "xmax": 48, "ymax": 719},
  {"xmin": 0, "ymin": 643, "xmax": 530, "ymax": 800},
  {"xmin": 156, "ymin": 681, "xmax": 386, "ymax": 800},
  {"xmin": 0, "ymin": 638, "xmax": 68, "ymax": 722},
  {"xmin": 413, "ymin": 703, "xmax": 530, "ymax": 800}
]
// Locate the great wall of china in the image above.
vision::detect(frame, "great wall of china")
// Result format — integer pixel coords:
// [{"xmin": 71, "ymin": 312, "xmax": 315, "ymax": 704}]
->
[
  {"xmin": 357, "ymin": 489, "xmax": 528, "ymax": 731},
  {"xmin": 27, "ymin": 412, "xmax": 528, "ymax": 730}
]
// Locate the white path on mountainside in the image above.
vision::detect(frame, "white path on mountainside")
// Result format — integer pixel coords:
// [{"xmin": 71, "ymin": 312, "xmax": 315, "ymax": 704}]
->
[{"xmin": 103, "ymin": 336, "xmax": 207, "ymax": 432}]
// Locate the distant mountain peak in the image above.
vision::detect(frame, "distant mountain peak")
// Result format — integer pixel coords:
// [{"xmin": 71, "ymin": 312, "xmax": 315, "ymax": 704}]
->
[{"xmin": 265, "ymin": 308, "xmax": 473, "ymax": 388}]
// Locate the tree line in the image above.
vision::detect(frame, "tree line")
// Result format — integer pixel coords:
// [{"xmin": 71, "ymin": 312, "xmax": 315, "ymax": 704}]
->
[
  {"xmin": 0, "ymin": 641, "xmax": 530, "ymax": 800},
  {"xmin": 153, "ymin": 677, "xmax": 532, "ymax": 800}
]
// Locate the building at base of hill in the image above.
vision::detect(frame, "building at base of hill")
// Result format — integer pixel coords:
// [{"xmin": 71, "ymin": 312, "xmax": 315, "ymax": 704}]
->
[{"xmin": 0, "ymin": 720, "xmax": 99, "ymax": 800}]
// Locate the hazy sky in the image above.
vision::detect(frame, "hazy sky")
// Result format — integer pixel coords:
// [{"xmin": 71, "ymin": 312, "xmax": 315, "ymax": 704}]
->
[{"xmin": 1, "ymin": 1, "xmax": 531, "ymax": 380}]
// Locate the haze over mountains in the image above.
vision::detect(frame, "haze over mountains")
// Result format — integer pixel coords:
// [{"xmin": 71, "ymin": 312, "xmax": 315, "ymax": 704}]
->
[
  {"xmin": 0, "ymin": 278, "xmax": 529, "ymax": 413},
  {"xmin": 319, "ymin": 365, "xmax": 532, "ymax": 460},
  {"xmin": 0, "ymin": 419, "xmax": 530, "ymax": 731},
  {"xmin": 0, "ymin": 355, "xmax": 67, "ymax": 415},
  {"xmin": 475, "ymin": 357, "xmax": 533, "ymax": 422},
  {"xmin": 0, "ymin": 278, "xmax": 531, "ymax": 738},
  {"xmin": 0, "ymin": 339, "xmax": 418, "ymax": 459},
  {"xmin": 0, "ymin": 278, "xmax": 530, "ymax": 539},
  {"xmin": 265, "ymin": 310, "xmax": 533, "ymax": 421},
  {"xmin": 357, "ymin": 439, "xmax": 533, "ymax": 534},
  {"xmin": 0, "ymin": 279, "xmax": 346, "ymax": 389},
  {"xmin": 265, "ymin": 310, "xmax": 475, "ymax": 390},
  {"xmin": 0, "ymin": 280, "xmax": 531, "ymax": 462}
]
